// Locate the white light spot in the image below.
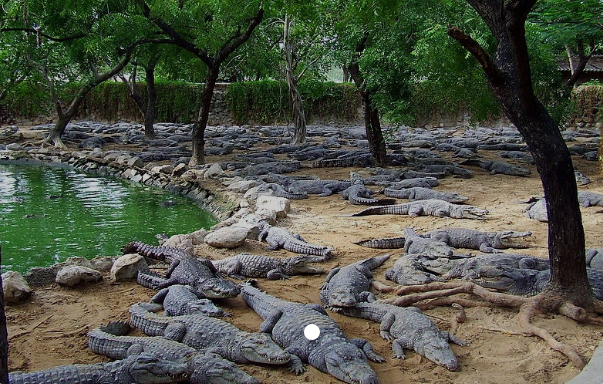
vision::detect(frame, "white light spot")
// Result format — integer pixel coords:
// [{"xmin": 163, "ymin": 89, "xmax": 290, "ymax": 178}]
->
[{"xmin": 304, "ymin": 324, "xmax": 320, "ymax": 340}]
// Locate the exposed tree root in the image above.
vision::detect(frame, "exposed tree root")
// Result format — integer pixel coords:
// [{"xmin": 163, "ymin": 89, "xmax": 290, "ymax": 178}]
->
[{"xmin": 377, "ymin": 281, "xmax": 603, "ymax": 368}]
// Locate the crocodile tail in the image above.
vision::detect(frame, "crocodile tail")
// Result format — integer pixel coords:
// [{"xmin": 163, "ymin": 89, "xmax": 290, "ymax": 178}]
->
[
  {"xmin": 353, "ymin": 237, "xmax": 406, "ymax": 249},
  {"xmin": 358, "ymin": 254, "xmax": 391, "ymax": 270},
  {"xmin": 129, "ymin": 303, "xmax": 169, "ymax": 336},
  {"xmin": 351, "ymin": 196, "xmax": 397, "ymax": 206},
  {"xmin": 286, "ymin": 240, "xmax": 333, "ymax": 257},
  {"xmin": 351, "ymin": 205, "xmax": 402, "ymax": 216},
  {"xmin": 240, "ymin": 282, "xmax": 284, "ymax": 320},
  {"xmin": 88, "ymin": 326, "xmax": 133, "ymax": 360},
  {"xmin": 137, "ymin": 271, "xmax": 166, "ymax": 289}
]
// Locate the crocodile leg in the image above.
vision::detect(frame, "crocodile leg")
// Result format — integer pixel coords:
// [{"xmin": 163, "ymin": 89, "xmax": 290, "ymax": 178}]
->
[{"xmin": 350, "ymin": 338, "xmax": 386, "ymax": 363}]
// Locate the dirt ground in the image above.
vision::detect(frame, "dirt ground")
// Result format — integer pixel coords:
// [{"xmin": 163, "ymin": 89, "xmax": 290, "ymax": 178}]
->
[{"xmin": 4, "ymin": 123, "xmax": 603, "ymax": 384}]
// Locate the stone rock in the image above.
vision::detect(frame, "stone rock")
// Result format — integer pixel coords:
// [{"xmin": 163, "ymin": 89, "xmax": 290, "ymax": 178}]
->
[
  {"xmin": 162, "ymin": 234, "xmax": 194, "ymax": 253},
  {"xmin": 55, "ymin": 265, "xmax": 103, "ymax": 287},
  {"xmin": 255, "ymin": 195, "xmax": 290, "ymax": 219},
  {"xmin": 90, "ymin": 256, "xmax": 117, "ymax": 272},
  {"xmin": 227, "ymin": 180, "xmax": 259, "ymax": 193},
  {"xmin": 205, "ymin": 163, "xmax": 226, "ymax": 179},
  {"xmin": 204, "ymin": 225, "xmax": 249, "ymax": 248},
  {"xmin": 127, "ymin": 156, "xmax": 144, "ymax": 168},
  {"xmin": 2, "ymin": 271, "xmax": 32, "ymax": 304},
  {"xmin": 111, "ymin": 254, "xmax": 149, "ymax": 282},
  {"xmin": 6, "ymin": 143, "xmax": 22, "ymax": 151},
  {"xmin": 172, "ymin": 163, "xmax": 188, "ymax": 177}
]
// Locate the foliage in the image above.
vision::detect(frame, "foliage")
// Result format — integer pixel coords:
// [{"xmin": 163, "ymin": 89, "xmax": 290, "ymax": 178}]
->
[{"xmin": 226, "ymin": 79, "xmax": 359, "ymax": 124}]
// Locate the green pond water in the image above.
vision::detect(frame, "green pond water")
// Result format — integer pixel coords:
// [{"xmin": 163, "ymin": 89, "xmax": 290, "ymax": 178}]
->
[{"xmin": 0, "ymin": 162, "xmax": 217, "ymax": 273}]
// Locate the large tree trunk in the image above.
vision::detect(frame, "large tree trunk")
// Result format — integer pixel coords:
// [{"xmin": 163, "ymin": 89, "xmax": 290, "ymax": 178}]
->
[
  {"xmin": 449, "ymin": 0, "xmax": 591, "ymax": 306},
  {"xmin": 143, "ymin": 64, "xmax": 157, "ymax": 140},
  {"xmin": 190, "ymin": 66, "xmax": 219, "ymax": 167},
  {"xmin": 0, "ymin": 245, "xmax": 8, "ymax": 384},
  {"xmin": 283, "ymin": 15, "xmax": 306, "ymax": 145},
  {"xmin": 44, "ymin": 50, "xmax": 134, "ymax": 148},
  {"xmin": 347, "ymin": 37, "xmax": 387, "ymax": 167}
]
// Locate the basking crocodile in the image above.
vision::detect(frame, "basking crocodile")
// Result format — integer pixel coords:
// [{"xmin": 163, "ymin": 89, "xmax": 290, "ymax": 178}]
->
[
  {"xmin": 129, "ymin": 302, "xmax": 291, "ymax": 366},
  {"xmin": 350, "ymin": 199, "xmax": 488, "ymax": 219},
  {"xmin": 383, "ymin": 186, "xmax": 469, "ymax": 204},
  {"xmin": 423, "ymin": 227, "xmax": 532, "ymax": 253},
  {"xmin": 319, "ymin": 254, "xmax": 390, "ymax": 308},
  {"xmin": 241, "ymin": 281, "xmax": 384, "ymax": 384},
  {"xmin": 9, "ymin": 353, "xmax": 189, "ymax": 384},
  {"xmin": 284, "ymin": 179, "xmax": 352, "ymax": 197},
  {"xmin": 88, "ymin": 322, "xmax": 258, "ymax": 384},
  {"xmin": 336, "ymin": 302, "xmax": 466, "ymax": 371},
  {"xmin": 341, "ymin": 183, "xmax": 396, "ymax": 206},
  {"xmin": 150, "ymin": 284, "xmax": 229, "ymax": 317},
  {"xmin": 578, "ymin": 191, "xmax": 603, "ymax": 207},
  {"xmin": 213, "ymin": 252, "xmax": 326, "ymax": 280},
  {"xmin": 353, "ymin": 237, "xmax": 406, "ymax": 249},
  {"xmin": 258, "ymin": 221, "xmax": 333, "ymax": 258},
  {"xmin": 403, "ymin": 227, "xmax": 454, "ymax": 257},
  {"xmin": 122, "ymin": 241, "xmax": 240, "ymax": 299},
  {"xmin": 255, "ymin": 182, "xmax": 308, "ymax": 200},
  {"xmin": 385, "ymin": 254, "xmax": 446, "ymax": 285},
  {"xmin": 586, "ymin": 248, "xmax": 603, "ymax": 271},
  {"xmin": 460, "ymin": 159, "xmax": 531, "ymax": 176},
  {"xmin": 386, "ymin": 177, "xmax": 439, "ymax": 190}
]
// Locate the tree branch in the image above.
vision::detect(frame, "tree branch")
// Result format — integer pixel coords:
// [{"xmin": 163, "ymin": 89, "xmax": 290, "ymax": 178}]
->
[{"xmin": 447, "ymin": 26, "xmax": 504, "ymax": 86}]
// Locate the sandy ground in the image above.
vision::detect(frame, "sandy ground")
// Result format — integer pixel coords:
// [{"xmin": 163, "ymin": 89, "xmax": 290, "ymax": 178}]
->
[{"xmin": 3, "ymin": 123, "xmax": 603, "ymax": 384}]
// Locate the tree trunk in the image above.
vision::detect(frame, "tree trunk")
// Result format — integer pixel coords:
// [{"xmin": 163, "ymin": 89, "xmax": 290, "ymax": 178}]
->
[
  {"xmin": 565, "ymin": 40, "xmax": 594, "ymax": 88},
  {"xmin": 0, "ymin": 244, "xmax": 8, "ymax": 384},
  {"xmin": 347, "ymin": 37, "xmax": 387, "ymax": 167},
  {"xmin": 284, "ymin": 15, "xmax": 306, "ymax": 145},
  {"xmin": 190, "ymin": 66, "xmax": 219, "ymax": 167},
  {"xmin": 449, "ymin": 0, "xmax": 591, "ymax": 306},
  {"xmin": 45, "ymin": 49, "xmax": 134, "ymax": 147},
  {"xmin": 143, "ymin": 64, "xmax": 157, "ymax": 140}
]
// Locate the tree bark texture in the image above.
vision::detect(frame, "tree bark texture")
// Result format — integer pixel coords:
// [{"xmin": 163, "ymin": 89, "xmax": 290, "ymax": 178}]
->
[
  {"xmin": 347, "ymin": 37, "xmax": 387, "ymax": 167},
  {"xmin": 565, "ymin": 40, "xmax": 595, "ymax": 88},
  {"xmin": 190, "ymin": 66, "xmax": 218, "ymax": 166},
  {"xmin": 284, "ymin": 15, "xmax": 307, "ymax": 145},
  {"xmin": 144, "ymin": 63, "xmax": 158, "ymax": 140},
  {"xmin": 449, "ymin": 0, "xmax": 590, "ymax": 305}
]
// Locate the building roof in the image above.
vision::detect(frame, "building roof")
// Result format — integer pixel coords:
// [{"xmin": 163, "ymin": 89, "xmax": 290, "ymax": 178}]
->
[{"xmin": 558, "ymin": 55, "xmax": 603, "ymax": 73}]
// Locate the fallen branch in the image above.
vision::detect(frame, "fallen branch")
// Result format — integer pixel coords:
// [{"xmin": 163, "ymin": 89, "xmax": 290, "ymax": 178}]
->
[{"xmin": 378, "ymin": 281, "xmax": 603, "ymax": 367}]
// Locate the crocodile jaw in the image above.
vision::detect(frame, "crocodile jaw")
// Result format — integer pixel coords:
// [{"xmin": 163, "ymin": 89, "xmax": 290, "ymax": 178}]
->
[
  {"xmin": 191, "ymin": 353, "xmax": 259, "ymax": 384},
  {"xmin": 241, "ymin": 333, "xmax": 291, "ymax": 365},
  {"xmin": 497, "ymin": 231, "xmax": 532, "ymax": 248},
  {"xmin": 324, "ymin": 347, "xmax": 378, "ymax": 384},
  {"xmin": 197, "ymin": 279, "xmax": 241, "ymax": 299},
  {"xmin": 128, "ymin": 354, "xmax": 190, "ymax": 383},
  {"xmin": 417, "ymin": 334, "xmax": 459, "ymax": 371}
]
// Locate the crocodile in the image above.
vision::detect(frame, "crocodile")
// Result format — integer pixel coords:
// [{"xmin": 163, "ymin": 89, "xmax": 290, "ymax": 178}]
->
[
  {"xmin": 386, "ymin": 177, "xmax": 440, "ymax": 190},
  {"xmin": 460, "ymin": 159, "xmax": 531, "ymax": 176},
  {"xmin": 88, "ymin": 322, "xmax": 258, "ymax": 384},
  {"xmin": 578, "ymin": 191, "xmax": 603, "ymax": 207},
  {"xmin": 255, "ymin": 182, "xmax": 308, "ymax": 200},
  {"xmin": 258, "ymin": 221, "xmax": 333, "ymax": 258},
  {"xmin": 129, "ymin": 302, "xmax": 291, "ymax": 365},
  {"xmin": 284, "ymin": 178, "xmax": 352, "ymax": 196},
  {"xmin": 383, "ymin": 186, "xmax": 469, "ymax": 204},
  {"xmin": 423, "ymin": 227, "xmax": 532, "ymax": 253},
  {"xmin": 385, "ymin": 254, "xmax": 447, "ymax": 285},
  {"xmin": 319, "ymin": 254, "xmax": 390, "ymax": 308},
  {"xmin": 9, "ymin": 353, "xmax": 189, "ymax": 384},
  {"xmin": 122, "ymin": 241, "xmax": 241, "ymax": 299},
  {"xmin": 341, "ymin": 182, "xmax": 396, "ymax": 206},
  {"xmin": 213, "ymin": 252, "xmax": 326, "ymax": 280},
  {"xmin": 336, "ymin": 302, "xmax": 466, "ymax": 371},
  {"xmin": 353, "ymin": 237, "xmax": 406, "ymax": 249},
  {"xmin": 149, "ymin": 284, "xmax": 229, "ymax": 317},
  {"xmin": 586, "ymin": 248, "xmax": 603, "ymax": 271},
  {"xmin": 350, "ymin": 199, "xmax": 488, "ymax": 219},
  {"xmin": 240, "ymin": 281, "xmax": 384, "ymax": 384},
  {"xmin": 403, "ymin": 227, "xmax": 455, "ymax": 257},
  {"xmin": 309, "ymin": 155, "xmax": 375, "ymax": 169}
]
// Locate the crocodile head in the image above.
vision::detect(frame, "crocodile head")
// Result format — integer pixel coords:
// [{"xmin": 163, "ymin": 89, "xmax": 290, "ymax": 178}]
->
[
  {"xmin": 125, "ymin": 353, "xmax": 189, "ymax": 383},
  {"xmin": 195, "ymin": 278, "xmax": 241, "ymax": 299},
  {"xmin": 240, "ymin": 332, "xmax": 291, "ymax": 365},
  {"xmin": 492, "ymin": 230, "xmax": 532, "ymax": 249},
  {"xmin": 415, "ymin": 331, "xmax": 459, "ymax": 371},
  {"xmin": 190, "ymin": 353, "xmax": 259, "ymax": 384},
  {"xmin": 286, "ymin": 255, "xmax": 326, "ymax": 275},
  {"xmin": 456, "ymin": 206, "xmax": 489, "ymax": 219},
  {"xmin": 313, "ymin": 342, "xmax": 378, "ymax": 384},
  {"xmin": 186, "ymin": 299, "xmax": 229, "ymax": 317},
  {"xmin": 326, "ymin": 288, "xmax": 359, "ymax": 308}
]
